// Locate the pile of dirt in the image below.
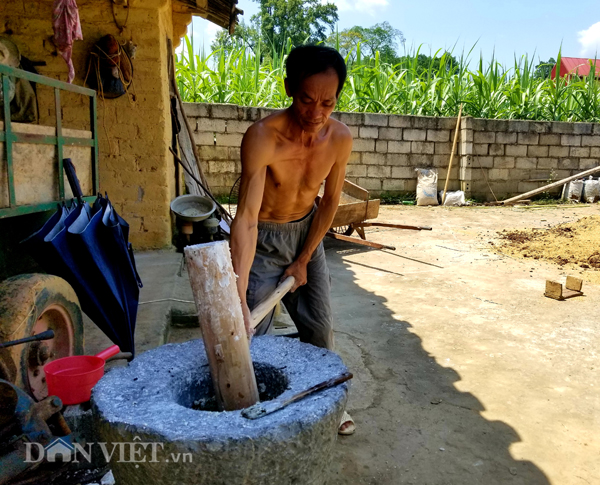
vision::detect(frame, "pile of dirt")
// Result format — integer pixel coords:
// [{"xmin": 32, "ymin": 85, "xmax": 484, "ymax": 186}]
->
[{"xmin": 493, "ymin": 215, "xmax": 600, "ymax": 284}]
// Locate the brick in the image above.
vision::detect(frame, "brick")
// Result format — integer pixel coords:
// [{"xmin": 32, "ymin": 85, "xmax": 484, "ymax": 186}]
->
[
  {"xmin": 349, "ymin": 152, "xmax": 361, "ymax": 164},
  {"xmin": 208, "ymin": 161, "xmax": 236, "ymax": 174},
  {"xmin": 364, "ymin": 113, "xmax": 388, "ymax": 126},
  {"xmin": 391, "ymin": 167, "xmax": 415, "ymax": 179},
  {"xmin": 376, "ymin": 140, "xmax": 388, "ymax": 153},
  {"xmin": 581, "ymin": 136, "xmax": 600, "ymax": 147},
  {"xmin": 573, "ymin": 123, "xmax": 593, "ymax": 135},
  {"xmin": 367, "ymin": 165, "xmax": 391, "ymax": 178},
  {"xmin": 473, "ymin": 143, "xmax": 489, "ymax": 155},
  {"xmin": 515, "ymin": 157, "xmax": 537, "ymax": 169},
  {"xmin": 539, "ymin": 134, "xmax": 561, "ymax": 145},
  {"xmin": 508, "ymin": 120, "xmax": 530, "ymax": 132},
  {"xmin": 388, "ymin": 116, "xmax": 412, "ymax": 128},
  {"xmin": 517, "ymin": 133, "xmax": 539, "ymax": 145},
  {"xmin": 505, "ymin": 145, "xmax": 528, "ymax": 157},
  {"xmin": 388, "ymin": 141, "xmax": 411, "ymax": 153},
  {"xmin": 359, "ymin": 126, "xmax": 379, "ymax": 138},
  {"xmin": 474, "ymin": 131, "xmax": 495, "ymax": 143},
  {"xmin": 412, "ymin": 117, "xmax": 438, "ymax": 129},
  {"xmin": 346, "ymin": 165, "xmax": 367, "ymax": 177},
  {"xmin": 549, "ymin": 146, "xmax": 569, "ymax": 157},
  {"xmin": 411, "ymin": 141, "xmax": 435, "ymax": 154},
  {"xmin": 386, "ymin": 154, "xmax": 410, "ymax": 166},
  {"xmin": 432, "ymin": 155, "xmax": 449, "ymax": 167},
  {"xmin": 198, "ymin": 145, "xmax": 229, "ymax": 160},
  {"xmin": 496, "ymin": 132, "xmax": 517, "ymax": 144},
  {"xmin": 193, "ymin": 131, "xmax": 216, "ymax": 145},
  {"xmin": 518, "ymin": 181, "xmax": 543, "ymax": 193},
  {"xmin": 591, "ymin": 147, "xmax": 600, "ymax": 158},
  {"xmin": 340, "ymin": 112, "xmax": 363, "ymax": 125},
  {"xmin": 489, "ymin": 168, "xmax": 509, "ymax": 180},
  {"xmin": 227, "ymin": 120, "xmax": 252, "ymax": 133},
  {"xmin": 382, "ymin": 179, "xmax": 408, "ymax": 191},
  {"xmin": 473, "ymin": 156, "xmax": 494, "ymax": 168},
  {"xmin": 244, "ymin": 107, "xmax": 260, "ymax": 121},
  {"xmin": 379, "ymin": 127, "xmax": 403, "ymax": 140},
  {"xmin": 558, "ymin": 158, "xmax": 579, "ymax": 169},
  {"xmin": 357, "ymin": 177, "xmax": 382, "ymax": 190},
  {"xmin": 579, "ymin": 159, "xmax": 599, "ymax": 169},
  {"xmin": 570, "ymin": 146, "xmax": 590, "ymax": 157},
  {"xmin": 537, "ymin": 158, "xmax": 558, "ymax": 169},
  {"xmin": 211, "ymin": 104, "xmax": 241, "ymax": 119},
  {"xmin": 550, "ymin": 122, "xmax": 575, "ymax": 134},
  {"xmin": 435, "ymin": 142, "xmax": 453, "ymax": 155},
  {"xmin": 553, "ymin": 170, "xmax": 572, "ymax": 179},
  {"xmin": 347, "ymin": 125, "xmax": 359, "ymax": 137},
  {"xmin": 461, "ymin": 128, "xmax": 474, "ymax": 142},
  {"xmin": 594, "ymin": 124, "xmax": 600, "ymax": 135},
  {"xmin": 403, "ymin": 129, "xmax": 427, "ymax": 141},
  {"xmin": 459, "ymin": 141, "xmax": 473, "ymax": 155},
  {"xmin": 489, "ymin": 144, "xmax": 505, "ymax": 156},
  {"xmin": 362, "ymin": 153, "xmax": 386, "ymax": 165},
  {"xmin": 438, "ymin": 118, "xmax": 458, "ymax": 130},
  {"xmin": 494, "ymin": 157, "xmax": 515, "ymax": 169},
  {"xmin": 485, "ymin": 119, "xmax": 509, "ymax": 132},
  {"xmin": 183, "ymin": 103, "xmax": 209, "ymax": 118},
  {"xmin": 408, "ymin": 154, "xmax": 434, "ymax": 166},
  {"xmin": 470, "ymin": 118, "xmax": 487, "ymax": 131},
  {"xmin": 561, "ymin": 134, "xmax": 582, "ymax": 146},
  {"xmin": 217, "ymin": 133, "xmax": 243, "ymax": 147},
  {"xmin": 196, "ymin": 118, "xmax": 227, "ymax": 133},
  {"xmin": 528, "ymin": 145, "xmax": 549, "ymax": 157},
  {"xmin": 427, "ymin": 130, "xmax": 450, "ymax": 142},
  {"xmin": 353, "ymin": 139, "xmax": 375, "ymax": 152},
  {"xmin": 530, "ymin": 121, "xmax": 552, "ymax": 133}
]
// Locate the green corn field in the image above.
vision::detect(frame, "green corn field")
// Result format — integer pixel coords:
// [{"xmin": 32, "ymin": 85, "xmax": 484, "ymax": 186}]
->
[{"xmin": 175, "ymin": 36, "xmax": 600, "ymax": 122}]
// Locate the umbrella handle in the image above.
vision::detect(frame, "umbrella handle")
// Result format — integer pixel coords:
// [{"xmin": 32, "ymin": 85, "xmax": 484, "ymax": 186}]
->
[
  {"xmin": 95, "ymin": 344, "xmax": 121, "ymax": 361},
  {"xmin": 64, "ymin": 158, "xmax": 83, "ymax": 200}
]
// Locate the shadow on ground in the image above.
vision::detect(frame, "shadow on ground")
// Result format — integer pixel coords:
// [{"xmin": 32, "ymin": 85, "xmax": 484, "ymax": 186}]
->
[{"xmin": 324, "ymin": 239, "xmax": 549, "ymax": 485}]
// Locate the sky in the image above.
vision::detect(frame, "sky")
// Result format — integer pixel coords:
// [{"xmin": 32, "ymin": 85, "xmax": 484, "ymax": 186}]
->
[{"xmin": 186, "ymin": 0, "xmax": 600, "ymax": 66}]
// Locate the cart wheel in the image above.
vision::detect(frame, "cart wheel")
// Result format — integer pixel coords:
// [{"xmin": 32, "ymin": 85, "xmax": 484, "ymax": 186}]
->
[
  {"xmin": 0, "ymin": 274, "xmax": 84, "ymax": 401},
  {"xmin": 331, "ymin": 225, "xmax": 354, "ymax": 236}
]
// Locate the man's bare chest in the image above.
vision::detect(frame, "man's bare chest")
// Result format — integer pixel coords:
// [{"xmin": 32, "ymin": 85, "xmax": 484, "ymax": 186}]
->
[{"xmin": 267, "ymin": 143, "xmax": 336, "ymax": 189}]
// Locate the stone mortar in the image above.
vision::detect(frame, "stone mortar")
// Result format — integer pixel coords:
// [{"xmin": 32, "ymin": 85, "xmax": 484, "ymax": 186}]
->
[{"xmin": 92, "ymin": 336, "xmax": 349, "ymax": 485}]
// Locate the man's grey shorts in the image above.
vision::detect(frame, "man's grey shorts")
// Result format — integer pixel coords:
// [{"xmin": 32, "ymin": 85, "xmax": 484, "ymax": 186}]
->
[{"xmin": 247, "ymin": 207, "xmax": 334, "ymax": 350}]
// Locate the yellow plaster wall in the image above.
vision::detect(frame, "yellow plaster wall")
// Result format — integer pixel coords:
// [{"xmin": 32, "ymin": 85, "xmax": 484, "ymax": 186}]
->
[{"xmin": 0, "ymin": 0, "xmax": 190, "ymax": 248}]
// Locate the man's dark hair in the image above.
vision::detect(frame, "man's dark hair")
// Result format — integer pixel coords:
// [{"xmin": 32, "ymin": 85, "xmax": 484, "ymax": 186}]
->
[{"xmin": 285, "ymin": 45, "xmax": 347, "ymax": 96}]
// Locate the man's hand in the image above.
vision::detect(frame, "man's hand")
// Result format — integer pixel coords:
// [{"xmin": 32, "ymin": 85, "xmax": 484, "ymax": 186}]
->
[
  {"xmin": 241, "ymin": 300, "xmax": 255, "ymax": 339},
  {"xmin": 282, "ymin": 259, "xmax": 308, "ymax": 292}
]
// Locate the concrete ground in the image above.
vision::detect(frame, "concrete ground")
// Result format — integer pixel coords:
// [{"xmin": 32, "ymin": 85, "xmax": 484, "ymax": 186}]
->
[{"xmin": 85, "ymin": 205, "xmax": 600, "ymax": 485}]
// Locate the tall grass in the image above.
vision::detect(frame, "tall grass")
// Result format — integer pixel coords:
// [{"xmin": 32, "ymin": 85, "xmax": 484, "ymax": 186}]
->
[{"xmin": 175, "ymin": 37, "xmax": 600, "ymax": 122}]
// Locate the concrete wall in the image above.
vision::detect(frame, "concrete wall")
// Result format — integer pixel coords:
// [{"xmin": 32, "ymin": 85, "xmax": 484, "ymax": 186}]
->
[
  {"xmin": 2, "ymin": 0, "xmax": 193, "ymax": 248},
  {"xmin": 185, "ymin": 102, "xmax": 600, "ymax": 201}
]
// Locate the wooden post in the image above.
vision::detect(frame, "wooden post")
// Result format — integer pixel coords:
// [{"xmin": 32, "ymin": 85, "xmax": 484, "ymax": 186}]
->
[{"xmin": 184, "ymin": 241, "xmax": 259, "ymax": 411}]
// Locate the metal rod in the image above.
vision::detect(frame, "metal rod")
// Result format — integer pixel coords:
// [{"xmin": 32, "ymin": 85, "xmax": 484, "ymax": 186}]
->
[
  {"xmin": 91, "ymin": 93, "xmax": 99, "ymax": 194},
  {"xmin": 0, "ymin": 63, "xmax": 95, "ymax": 96},
  {"xmin": 0, "ymin": 330, "xmax": 55, "ymax": 349},
  {"xmin": 55, "ymin": 88, "xmax": 64, "ymax": 199}
]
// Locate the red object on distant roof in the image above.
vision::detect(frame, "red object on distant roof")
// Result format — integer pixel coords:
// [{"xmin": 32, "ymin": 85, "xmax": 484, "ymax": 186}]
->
[{"xmin": 551, "ymin": 57, "xmax": 600, "ymax": 80}]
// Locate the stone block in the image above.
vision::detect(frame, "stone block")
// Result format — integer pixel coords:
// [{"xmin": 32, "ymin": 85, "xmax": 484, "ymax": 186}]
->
[
  {"xmin": 462, "ymin": 117, "xmax": 474, "ymax": 129},
  {"xmin": 346, "ymin": 165, "xmax": 367, "ymax": 177},
  {"xmin": 362, "ymin": 153, "xmax": 386, "ymax": 165},
  {"xmin": 388, "ymin": 141, "xmax": 411, "ymax": 153},
  {"xmin": 352, "ymin": 139, "xmax": 375, "ymax": 152},
  {"xmin": 193, "ymin": 131, "xmax": 216, "ymax": 145},
  {"xmin": 494, "ymin": 157, "xmax": 515, "ymax": 169},
  {"xmin": 515, "ymin": 157, "xmax": 537, "ymax": 169},
  {"xmin": 489, "ymin": 168, "xmax": 509, "ymax": 180},
  {"xmin": 549, "ymin": 146, "xmax": 569, "ymax": 157},
  {"xmin": 581, "ymin": 135, "xmax": 600, "ymax": 147},
  {"xmin": 364, "ymin": 113, "xmax": 388, "ymax": 126},
  {"xmin": 183, "ymin": 103, "xmax": 209, "ymax": 118},
  {"xmin": 470, "ymin": 118, "xmax": 487, "ymax": 131},
  {"xmin": 539, "ymin": 134, "xmax": 561, "ymax": 145},
  {"xmin": 349, "ymin": 152, "xmax": 361, "ymax": 164},
  {"xmin": 517, "ymin": 133, "xmax": 539, "ymax": 145},
  {"xmin": 245, "ymin": 107, "xmax": 260, "ymax": 121},
  {"xmin": 594, "ymin": 124, "xmax": 600, "ymax": 135},
  {"xmin": 359, "ymin": 126, "xmax": 379, "ymax": 139},
  {"xmin": 412, "ymin": 117, "xmax": 438, "ymax": 129},
  {"xmin": 489, "ymin": 144, "xmax": 505, "ymax": 156},
  {"xmin": 227, "ymin": 120, "xmax": 252, "ymax": 134},
  {"xmin": 591, "ymin": 147, "xmax": 600, "ymax": 158},
  {"xmin": 432, "ymin": 155, "xmax": 449, "ymax": 167},
  {"xmin": 208, "ymin": 161, "xmax": 236, "ymax": 174},
  {"xmin": 459, "ymin": 166, "xmax": 472, "ymax": 181},
  {"xmin": 530, "ymin": 121, "xmax": 552, "ymax": 133},
  {"xmin": 259, "ymin": 108, "xmax": 278, "ymax": 119},
  {"xmin": 537, "ymin": 158, "xmax": 558, "ymax": 169},
  {"xmin": 217, "ymin": 133, "xmax": 243, "ymax": 147},
  {"xmin": 485, "ymin": 119, "xmax": 509, "ymax": 132},
  {"xmin": 558, "ymin": 158, "xmax": 579, "ymax": 169},
  {"xmin": 508, "ymin": 120, "xmax": 530, "ymax": 132},
  {"xmin": 427, "ymin": 129, "xmax": 450, "ymax": 142},
  {"xmin": 561, "ymin": 134, "xmax": 582, "ymax": 146},
  {"xmin": 553, "ymin": 170, "xmax": 572, "ymax": 179},
  {"xmin": 347, "ymin": 125, "xmax": 359, "ymax": 137},
  {"xmin": 211, "ymin": 104, "xmax": 241, "ymax": 119},
  {"xmin": 357, "ymin": 177, "xmax": 382, "ymax": 190},
  {"xmin": 473, "ymin": 143, "xmax": 489, "ymax": 155},
  {"xmin": 573, "ymin": 123, "xmax": 593, "ymax": 135},
  {"xmin": 438, "ymin": 118, "xmax": 459, "ymax": 130},
  {"xmin": 391, "ymin": 166, "xmax": 415, "ymax": 179},
  {"xmin": 411, "ymin": 141, "xmax": 435, "ymax": 154},
  {"xmin": 550, "ymin": 121, "xmax": 575, "ymax": 134},
  {"xmin": 379, "ymin": 127, "xmax": 403, "ymax": 140},
  {"xmin": 382, "ymin": 178, "xmax": 408, "ymax": 191},
  {"xmin": 496, "ymin": 132, "xmax": 517, "ymax": 144},
  {"xmin": 403, "ymin": 129, "xmax": 427, "ymax": 141},
  {"xmin": 459, "ymin": 140, "xmax": 473, "ymax": 155},
  {"xmin": 570, "ymin": 146, "xmax": 591, "ymax": 158},
  {"xmin": 340, "ymin": 112, "xmax": 363, "ymax": 125},
  {"xmin": 435, "ymin": 142, "xmax": 453, "ymax": 155},
  {"xmin": 388, "ymin": 116, "xmax": 412, "ymax": 128},
  {"xmin": 579, "ymin": 159, "xmax": 600, "ymax": 169},
  {"xmin": 518, "ymin": 181, "xmax": 543, "ymax": 193},
  {"xmin": 528, "ymin": 145, "xmax": 549, "ymax": 157},
  {"xmin": 505, "ymin": 145, "xmax": 528, "ymax": 157},
  {"xmin": 196, "ymin": 118, "xmax": 227, "ymax": 133},
  {"xmin": 474, "ymin": 131, "xmax": 495, "ymax": 144},
  {"xmin": 199, "ymin": 145, "xmax": 229, "ymax": 160},
  {"xmin": 367, "ymin": 165, "xmax": 391, "ymax": 178},
  {"xmin": 473, "ymin": 156, "xmax": 494, "ymax": 168},
  {"xmin": 386, "ymin": 154, "xmax": 410, "ymax": 166},
  {"xmin": 376, "ymin": 140, "xmax": 389, "ymax": 153},
  {"xmin": 408, "ymin": 154, "xmax": 434, "ymax": 166}
]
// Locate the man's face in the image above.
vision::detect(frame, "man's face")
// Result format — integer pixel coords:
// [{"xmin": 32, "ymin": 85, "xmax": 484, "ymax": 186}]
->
[{"xmin": 287, "ymin": 68, "xmax": 339, "ymax": 133}]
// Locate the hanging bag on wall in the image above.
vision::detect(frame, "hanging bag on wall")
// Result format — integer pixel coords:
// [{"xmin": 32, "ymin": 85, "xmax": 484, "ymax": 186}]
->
[{"xmin": 85, "ymin": 34, "xmax": 133, "ymax": 99}]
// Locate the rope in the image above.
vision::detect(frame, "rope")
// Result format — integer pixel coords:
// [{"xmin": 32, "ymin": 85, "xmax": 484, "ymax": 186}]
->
[{"xmin": 111, "ymin": 2, "xmax": 130, "ymax": 34}]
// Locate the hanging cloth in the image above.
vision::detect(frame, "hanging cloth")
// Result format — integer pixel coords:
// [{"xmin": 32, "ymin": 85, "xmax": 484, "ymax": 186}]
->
[{"xmin": 52, "ymin": 0, "xmax": 83, "ymax": 83}]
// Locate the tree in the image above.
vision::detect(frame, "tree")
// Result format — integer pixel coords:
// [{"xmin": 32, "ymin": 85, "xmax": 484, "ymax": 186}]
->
[
  {"xmin": 211, "ymin": 21, "xmax": 259, "ymax": 53},
  {"xmin": 533, "ymin": 58, "xmax": 556, "ymax": 79},
  {"xmin": 328, "ymin": 22, "xmax": 405, "ymax": 64}
]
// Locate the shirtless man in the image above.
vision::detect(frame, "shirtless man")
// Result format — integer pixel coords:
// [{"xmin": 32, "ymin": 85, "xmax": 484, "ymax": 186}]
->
[{"xmin": 230, "ymin": 45, "xmax": 355, "ymax": 434}]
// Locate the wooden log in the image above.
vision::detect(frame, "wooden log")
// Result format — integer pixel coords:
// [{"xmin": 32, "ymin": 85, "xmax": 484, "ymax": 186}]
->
[
  {"xmin": 184, "ymin": 240, "xmax": 259, "ymax": 411},
  {"xmin": 250, "ymin": 276, "xmax": 295, "ymax": 329},
  {"xmin": 502, "ymin": 165, "xmax": 600, "ymax": 205},
  {"xmin": 325, "ymin": 232, "xmax": 396, "ymax": 250}
]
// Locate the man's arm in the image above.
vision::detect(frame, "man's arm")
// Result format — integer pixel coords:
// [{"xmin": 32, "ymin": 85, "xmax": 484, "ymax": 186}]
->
[
  {"xmin": 230, "ymin": 124, "xmax": 272, "ymax": 336},
  {"xmin": 282, "ymin": 128, "xmax": 353, "ymax": 291}
]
